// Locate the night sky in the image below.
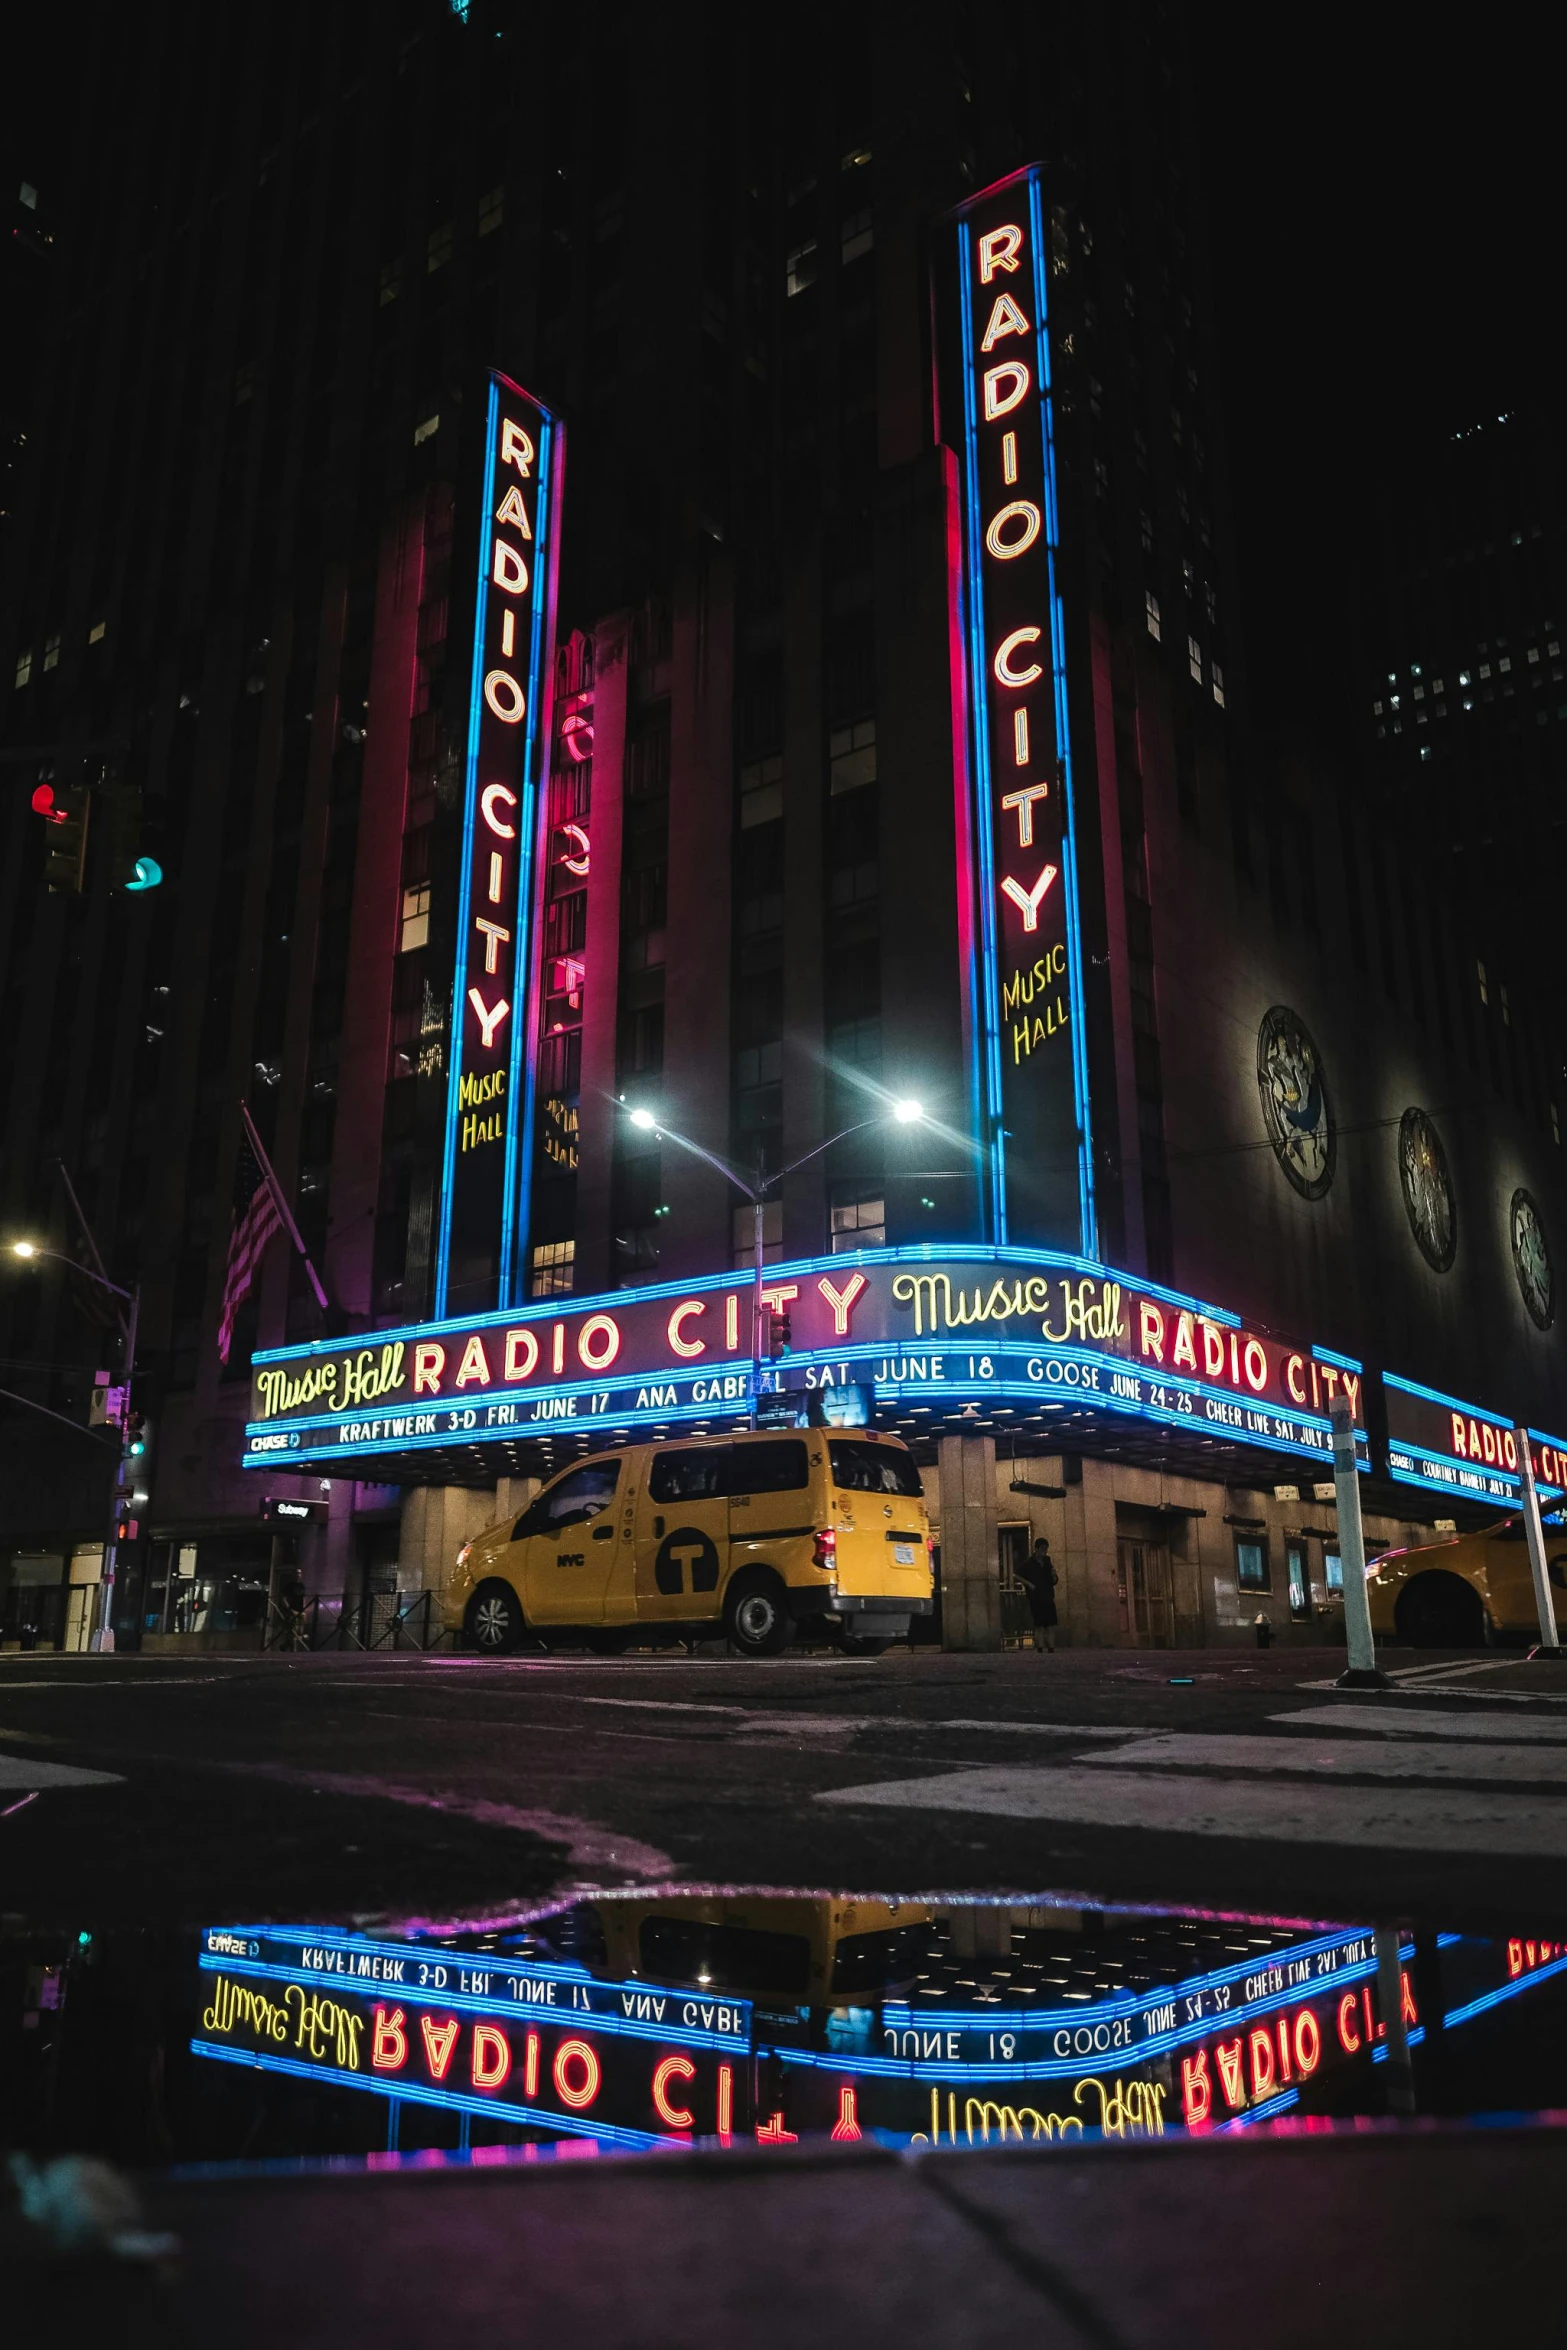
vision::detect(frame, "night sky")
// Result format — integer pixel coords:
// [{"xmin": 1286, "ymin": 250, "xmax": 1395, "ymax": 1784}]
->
[{"xmin": 1195, "ymin": 12, "xmax": 1556, "ymax": 748}]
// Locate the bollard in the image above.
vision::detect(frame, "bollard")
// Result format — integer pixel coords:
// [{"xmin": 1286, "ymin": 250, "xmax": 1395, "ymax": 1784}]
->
[
  {"xmin": 1514, "ymin": 1425, "xmax": 1564, "ymax": 1660},
  {"xmin": 1331, "ymin": 1395, "xmax": 1390, "ymax": 1689}
]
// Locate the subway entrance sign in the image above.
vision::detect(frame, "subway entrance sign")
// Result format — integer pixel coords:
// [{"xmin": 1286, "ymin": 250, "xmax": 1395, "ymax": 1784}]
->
[{"xmin": 242, "ymin": 1243, "xmax": 1366, "ymax": 1485}]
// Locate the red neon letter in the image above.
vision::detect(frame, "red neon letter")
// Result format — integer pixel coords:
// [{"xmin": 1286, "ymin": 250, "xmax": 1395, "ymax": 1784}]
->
[
  {"xmin": 759, "ymin": 1283, "xmax": 800, "ymax": 1318},
  {"xmin": 983, "ymin": 362, "xmax": 1031, "ymax": 421},
  {"xmin": 717, "ymin": 2063, "xmax": 734, "ymax": 2139},
  {"xmin": 372, "ymin": 2006, "xmax": 407, "ymax": 2072},
  {"xmin": 559, "ymin": 821, "xmax": 590, "ymax": 876},
  {"xmin": 1214, "ymin": 2038, "xmax": 1245, "ymax": 2109},
  {"xmin": 980, "ymin": 292, "xmax": 1030, "ymax": 350},
  {"xmin": 1293, "ymin": 2008, "xmax": 1321, "ymax": 2075},
  {"xmin": 413, "ymin": 1342, "xmax": 445, "ymax": 1395},
  {"xmin": 1286, "ymin": 1353, "xmax": 1306, "ymax": 1404},
  {"xmin": 1242, "ymin": 1338, "xmax": 1268, "ymax": 1395},
  {"xmin": 830, "ymin": 2085, "xmax": 862, "ymax": 2142},
  {"xmin": 455, "ymin": 1334, "xmax": 492, "ymax": 1389},
  {"xmin": 472, "ymin": 2024, "xmax": 511, "ymax": 2090},
  {"xmin": 1172, "ymin": 1313, "xmax": 1197, "ymax": 1371},
  {"xmin": 1139, "ymin": 1301, "xmax": 1166, "ymax": 1363},
  {"xmin": 483, "ymin": 670, "xmax": 526, "ymax": 724},
  {"xmin": 504, "ymin": 1328, "xmax": 539, "ymax": 1381},
  {"xmin": 1180, "ymin": 2047, "xmax": 1212, "ymax": 2127},
  {"xmin": 481, "ymin": 781, "xmax": 518, "ymax": 838},
  {"xmin": 524, "ymin": 2030, "xmax": 540, "ymax": 2096},
  {"xmin": 1336, "ymin": 1993, "xmax": 1361, "ymax": 2054},
  {"xmin": 992, "ymin": 623, "xmax": 1044, "ymax": 685},
  {"xmin": 977, "ymin": 223, "xmax": 1024, "ymax": 282},
  {"xmin": 553, "ymin": 2038, "xmax": 601, "ymax": 2110},
  {"xmin": 494, "ymin": 482, "xmax": 532, "ymax": 535},
  {"xmin": 467, "ymin": 988, "xmax": 510, "ymax": 1050},
  {"xmin": 577, "ymin": 1314, "xmax": 621, "ymax": 1372},
  {"xmin": 999, "ymin": 864, "xmax": 1057, "ymax": 930},
  {"xmin": 421, "ymin": 2016, "xmax": 460, "ymax": 2081},
  {"xmin": 985, "ymin": 499, "xmax": 1042, "ymax": 560},
  {"xmin": 1248, "ymin": 2027, "xmax": 1276, "ymax": 2101},
  {"xmin": 817, "ymin": 1270, "xmax": 867, "ymax": 1336},
  {"xmin": 667, "ymin": 1301, "xmax": 707, "ymax": 1359},
  {"xmin": 499, "ymin": 417, "xmax": 534, "ymax": 476},
  {"xmin": 651, "ymin": 2054, "xmax": 697, "ymax": 2129},
  {"xmin": 492, "ymin": 539, "xmax": 529, "ymax": 596},
  {"xmin": 1200, "ymin": 1320, "xmax": 1226, "ymax": 1379}
]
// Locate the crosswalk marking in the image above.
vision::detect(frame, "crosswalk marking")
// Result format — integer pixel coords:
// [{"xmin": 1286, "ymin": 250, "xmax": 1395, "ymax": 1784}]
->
[
  {"xmin": 1078, "ymin": 1731, "xmax": 1567, "ymax": 1783},
  {"xmin": 1273, "ymin": 1704, "xmax": 1567, "ymax": 1744}
]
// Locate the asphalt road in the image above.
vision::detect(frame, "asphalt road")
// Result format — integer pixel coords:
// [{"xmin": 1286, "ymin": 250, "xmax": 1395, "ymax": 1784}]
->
[{"xmin": 10, "ymin": 1643, "xmax": 1567, "ymax": 1934}]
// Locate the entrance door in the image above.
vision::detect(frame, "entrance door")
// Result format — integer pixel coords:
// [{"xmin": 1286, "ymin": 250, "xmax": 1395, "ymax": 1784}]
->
[
  {"xmin": 519, "ymin": 1458, "xmax": 623, "ymax": 1626},
  {"xmin": 1117, "ymin": 1537, "xmax": 1174, "ymax": 1647},
  {"xmin": 634, "ymin": 1442, "xmax": 731, "ymax": 1626},
  {"xmin": 998, "ymin": 1524, "xmax": 1032, "ymax": 1646}
]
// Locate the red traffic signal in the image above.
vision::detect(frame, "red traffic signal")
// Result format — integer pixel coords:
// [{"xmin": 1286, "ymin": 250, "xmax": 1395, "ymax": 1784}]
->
[
  {"xmin": 768, "ymin": 1311, "xmax": 792, "ymax": 1359},
  {"xmin": 31, "ymin": 782, "xmax": 66, "ymax": 824}
]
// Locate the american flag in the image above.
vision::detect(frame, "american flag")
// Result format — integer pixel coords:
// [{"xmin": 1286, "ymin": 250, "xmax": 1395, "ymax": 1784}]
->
[{"xmin": 217, "ymin": 1128, "xmax": 285, "ymax": 1364}]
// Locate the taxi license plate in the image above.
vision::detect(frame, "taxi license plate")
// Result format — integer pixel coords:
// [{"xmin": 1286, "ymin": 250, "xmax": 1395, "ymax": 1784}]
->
[{"xmin": 893, "ymin": 1543, "xmax": 916, "ymax": 1565}]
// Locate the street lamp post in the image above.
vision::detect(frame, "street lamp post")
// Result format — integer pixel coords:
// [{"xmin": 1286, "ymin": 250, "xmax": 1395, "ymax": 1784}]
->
[
  {"xmin": 625, "ymin": 1097, "xmax": 923, "ymax": 1424},
  {"xmin": 11, "ymin": 1241, "xmax": 139, "ymax": 1653}
]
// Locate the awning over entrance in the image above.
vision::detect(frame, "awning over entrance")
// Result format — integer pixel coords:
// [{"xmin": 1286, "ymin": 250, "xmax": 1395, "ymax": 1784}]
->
[{"xmin": 240, "ymin": 1243, "xmax": 1371, "ymax": 1492}]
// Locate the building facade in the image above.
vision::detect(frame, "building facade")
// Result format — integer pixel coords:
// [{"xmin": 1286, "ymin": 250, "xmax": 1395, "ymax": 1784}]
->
[{"xmin": 2, "ymin": 2, "xmax": 1564, "ymax": 1652}]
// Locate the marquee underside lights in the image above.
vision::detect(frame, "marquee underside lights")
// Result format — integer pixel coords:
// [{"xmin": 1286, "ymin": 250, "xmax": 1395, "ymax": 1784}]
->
[
  {"xmin": 436, "ymin": 371, "xmax": 565, "ymax": 1319},
  {"xmin": 942, "ymin": 166, "xmax": 1093, "ymax": 1255},
  {"xmin": 242, "ymin": 1243, "xmax": 1366, "ymax": 1476}
]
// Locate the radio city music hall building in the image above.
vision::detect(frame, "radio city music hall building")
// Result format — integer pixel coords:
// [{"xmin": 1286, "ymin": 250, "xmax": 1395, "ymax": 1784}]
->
[{"xmin": 2, "ymin": 6, "xmax": 1565, "ymax": 1652}]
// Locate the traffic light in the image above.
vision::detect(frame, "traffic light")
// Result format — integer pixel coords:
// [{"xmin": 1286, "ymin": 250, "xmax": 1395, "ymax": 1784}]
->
[
  {"xmin": 768, "ymin": 1310, "xmax": 792, "ymax": 1359},
  {"xmin": 123, "ymin": 1411, "xmax": 148, "ymax": 1460},
  {"xmin": 39, "ymin": 781, "xmax": 91, "ymax": 892},
  {"xmin": 102, "ymin": 781, "xmax": 162, "ymax": 892}
]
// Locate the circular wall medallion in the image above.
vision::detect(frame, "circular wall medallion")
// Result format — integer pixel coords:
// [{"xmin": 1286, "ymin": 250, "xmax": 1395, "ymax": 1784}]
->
[
  {"xmin": 1256, "ymin": 1006, "xmax": 1335, "ymax": 1200},
  {"xmin": 1510, "ymin": 1188, "xmax": 1555, "ymax": 1331},
  {"xmin": 1398, "ymin": 1108, "xmax": 1456, "ymax": 1272}
]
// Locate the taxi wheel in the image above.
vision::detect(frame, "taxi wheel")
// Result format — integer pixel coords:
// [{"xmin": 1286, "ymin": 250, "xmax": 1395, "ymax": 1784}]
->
[
  {"xmin": 1394, "ymin": 1571, "xmax": 1485, "ymax": 1649},
  {"xmin": 723, "ymin": 1568, "xmax": 796, "ymax": 1658},
  {"xmin": 465, "ymin": 1580, "xmax": 526, "ymax": 1654}
]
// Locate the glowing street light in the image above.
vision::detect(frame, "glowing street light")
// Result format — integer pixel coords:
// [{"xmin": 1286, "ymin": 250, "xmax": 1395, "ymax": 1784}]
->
[
  {"xmin": 891, "ymin": 1098, "xmax": 924, "ymax": 1124},
  {"xmin": 12, "ymin": 1240, "xmax": 37, "ymax": 1258}
]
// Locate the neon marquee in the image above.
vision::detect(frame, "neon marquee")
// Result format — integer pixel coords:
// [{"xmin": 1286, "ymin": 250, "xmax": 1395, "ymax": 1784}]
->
[
  {"xmin": 943, "ymin": 166, "xmax": 1093, "ymax": 1254},
  {"xmin": 1382, "ymin": 1371, "xmax": 1567, "ymax": 1507},
  {"xmin": 435, "ymin": 371, "xmax": 565, "ymax": 1317}
]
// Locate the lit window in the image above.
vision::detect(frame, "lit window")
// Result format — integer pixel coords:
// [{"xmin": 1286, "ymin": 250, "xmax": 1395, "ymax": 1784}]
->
[
  {"xmin": 829, "ymin": 718, "xmax": 876, "ymax": 793},
  {"xmin": 1139, "ymin": 509, "xmax": 1153, "ymax": 553},
  {"xmin": 831, "ymin": 1191, "xmax": 886, "ymax": 1252},
  {"xmin": 1528, "ymin": 647, "xmax": 1541, "ymax": 665},
  {"xmin": 1477, "ymin": 959, "xmax": 1488, "ymax": 1006},
  {"xmin": 477, "ymin": 186, "xmax": 504, "ymax": 236},
  {"xmin": 1187, "ymin": 634, "xmax": 1202, "ymax": 683},
  {"xmin": 840, "ymin": 209, "xmax": 873, "ymax": 263},
  {"xmin": 1419, "ymin": 745, "xmax": 1431, "ymax": 761},
  {"xmin": 13, "ymin": 648, "xmax": 32, "ymax": 688},
  {"xmin": 1211, "ymin": 661, "xmax": 1226, "ymax": 709},
  {"xmin": 1458, "ymin": 670, "xmax": 1471, "ymax": 686},
  {"xmin": 732, "ymin": 1200, "xmax": 782, "ymax": 1269},
  {"xmin": 412, "ymin": 413, "xmax": 440, "ymax": 447},
  {"xmin": 87, "ymin": 620, "xmax": 105, "ymax": 645},
  {"xmin": 1499, "ymin": 655, "xmax": 1512, "ymax": 673},
  {"xmin": 1145, "ymin": 591, "xmax": 1161, "ymax": 642},
  {"xmin": 1373, "ymin": 699, "xmax": 1383, "ymax": 715},
  {"xmin": 378, "ymin": 260, "xmax": 401, "ymax": 306},
  {"xmin": 1550, "ymin": 641, "xmax": 1561, "ymax": 658},
  {"xmin": 1432, "ymin": 678, "xmax": 1444, "ymax": 694},
  {"xmin": 785, "ymin": 242, "xmax": 818, "ymax": 297},
  {"xmin": 1235, "ymin": 1538, "xmax": 1268, "ymax": 1592},
  {"xmin": 1181, "ymin": 559, "xmax": 1195, "ymax": 598},
  {"xmin": 400, "ymin": 883, "xmax": 430, "ymax": 952},
  {"xmin": 20, "ymin": 182, "xmax": 38, "ymax": 210},
  {"xmin": 1479, "ymin": 662, "xmax": 1491, "ymax": 680},
  {"xmin": 42, "ymin": 632, "xmax": 60, "ymax": 673},
  {"xmin": 1412, "ymin": 684, "xmax": 1424, "ymax": 701},
  {"xmin": 1411, "ymin": 663, "xmax": 1422, "ymax": 678},
  {"xmin": 427, "ymin": 224, "xmax": 453, "ymax": 272},
  {"xmin": 529, "ymin": 1239, "xmax": 575, "ymax": 1298},
  {"xmin": 1324, "ymin": 1551, "xmax": 1343, "ymax": 1593}
]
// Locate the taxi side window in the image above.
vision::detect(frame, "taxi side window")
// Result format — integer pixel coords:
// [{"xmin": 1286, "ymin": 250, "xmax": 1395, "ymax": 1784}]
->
[
  {"xmin": 727, "ymin": 1439, "xmax": 810, "ymax": 1495},
  {"xmin": 650, "ymin": 1448, "xmax": 728, "ymax": 1503},
  {"xmin": 827, "ymin": 1438, "xmax": 924, "ymax": 1497},
  {"xmin": 516, "ymin": 1461, "xmax": 621, "ymax": 1535}
]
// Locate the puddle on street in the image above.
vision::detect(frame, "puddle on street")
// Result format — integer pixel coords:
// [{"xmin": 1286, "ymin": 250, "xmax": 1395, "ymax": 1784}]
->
[{"xmin": 7, "ymin": 1893, "xmax": 1567, "ymax": 2171}]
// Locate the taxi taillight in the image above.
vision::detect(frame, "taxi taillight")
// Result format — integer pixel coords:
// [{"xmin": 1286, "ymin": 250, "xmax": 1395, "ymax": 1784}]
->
[{"xmin": 813, "ymin": 1528, "xmax": 837, "ymax": 1568}]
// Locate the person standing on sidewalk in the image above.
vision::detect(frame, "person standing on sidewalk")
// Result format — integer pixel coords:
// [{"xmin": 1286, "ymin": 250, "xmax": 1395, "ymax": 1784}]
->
[{"xmin": 1018, "ymin": 1534, "xmax": 1059, "ymax": 1653}]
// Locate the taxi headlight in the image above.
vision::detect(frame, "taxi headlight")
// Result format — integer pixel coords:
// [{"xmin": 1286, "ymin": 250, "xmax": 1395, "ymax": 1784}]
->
[{"xmin": 456, "ymin": 1541, "xmax": 473, "ymax": 1571}]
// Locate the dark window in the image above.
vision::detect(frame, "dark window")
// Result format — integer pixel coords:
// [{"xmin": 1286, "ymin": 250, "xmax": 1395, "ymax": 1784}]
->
[
  {"xmin": 828, "ymin": 1438, "xmax": 923, "ymax": 1497},
  {"xmin": 726, "ymin": 1438, "xmax": 810, "ymax": 1494},
  {"xmin": 516, "ymin": 1459, "xmax": 620, "ymax": 1536},
  {"xmin": 638, "ymin": 1918, "xmax": 810, "ymax": 1996},
  {"xmin": 1286, "ymin": 1539, "xmax": 1310, "ymax": 1621},
  {"xmin": 649, "ymin": 1446, "xmax": 729, "ymax": 1503}
]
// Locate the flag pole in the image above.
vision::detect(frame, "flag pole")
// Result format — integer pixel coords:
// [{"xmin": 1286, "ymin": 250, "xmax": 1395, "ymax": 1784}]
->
[{"xmin": 240, "ymin": 1101, "xmax": 330, "ymax": 1314}]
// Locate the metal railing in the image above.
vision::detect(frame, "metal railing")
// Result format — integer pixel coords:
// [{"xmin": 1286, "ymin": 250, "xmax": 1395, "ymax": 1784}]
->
[{"xmin": 262, "ymin": 1589, "xmax": 448, "ymax": 1653}]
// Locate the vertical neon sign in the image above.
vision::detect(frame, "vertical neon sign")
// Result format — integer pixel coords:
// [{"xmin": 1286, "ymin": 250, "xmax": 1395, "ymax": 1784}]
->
[
  {"xmin": 946, "ymin": 168, "xmax": 1094, "ymax": 1255},
  {"xmin": 435, "ymin": 372, "xmax": 565, "ymax": 1316}
]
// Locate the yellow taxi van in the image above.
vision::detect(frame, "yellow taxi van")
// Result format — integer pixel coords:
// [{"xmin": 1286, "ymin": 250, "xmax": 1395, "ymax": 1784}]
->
[
  {"xmin": 1368, "ymin": 1517, "xmax": 1567, "ymax": 1646},
  {"xmin": 448, "ymin": 1426, "xmax": 934, "ymax": 1657}
]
